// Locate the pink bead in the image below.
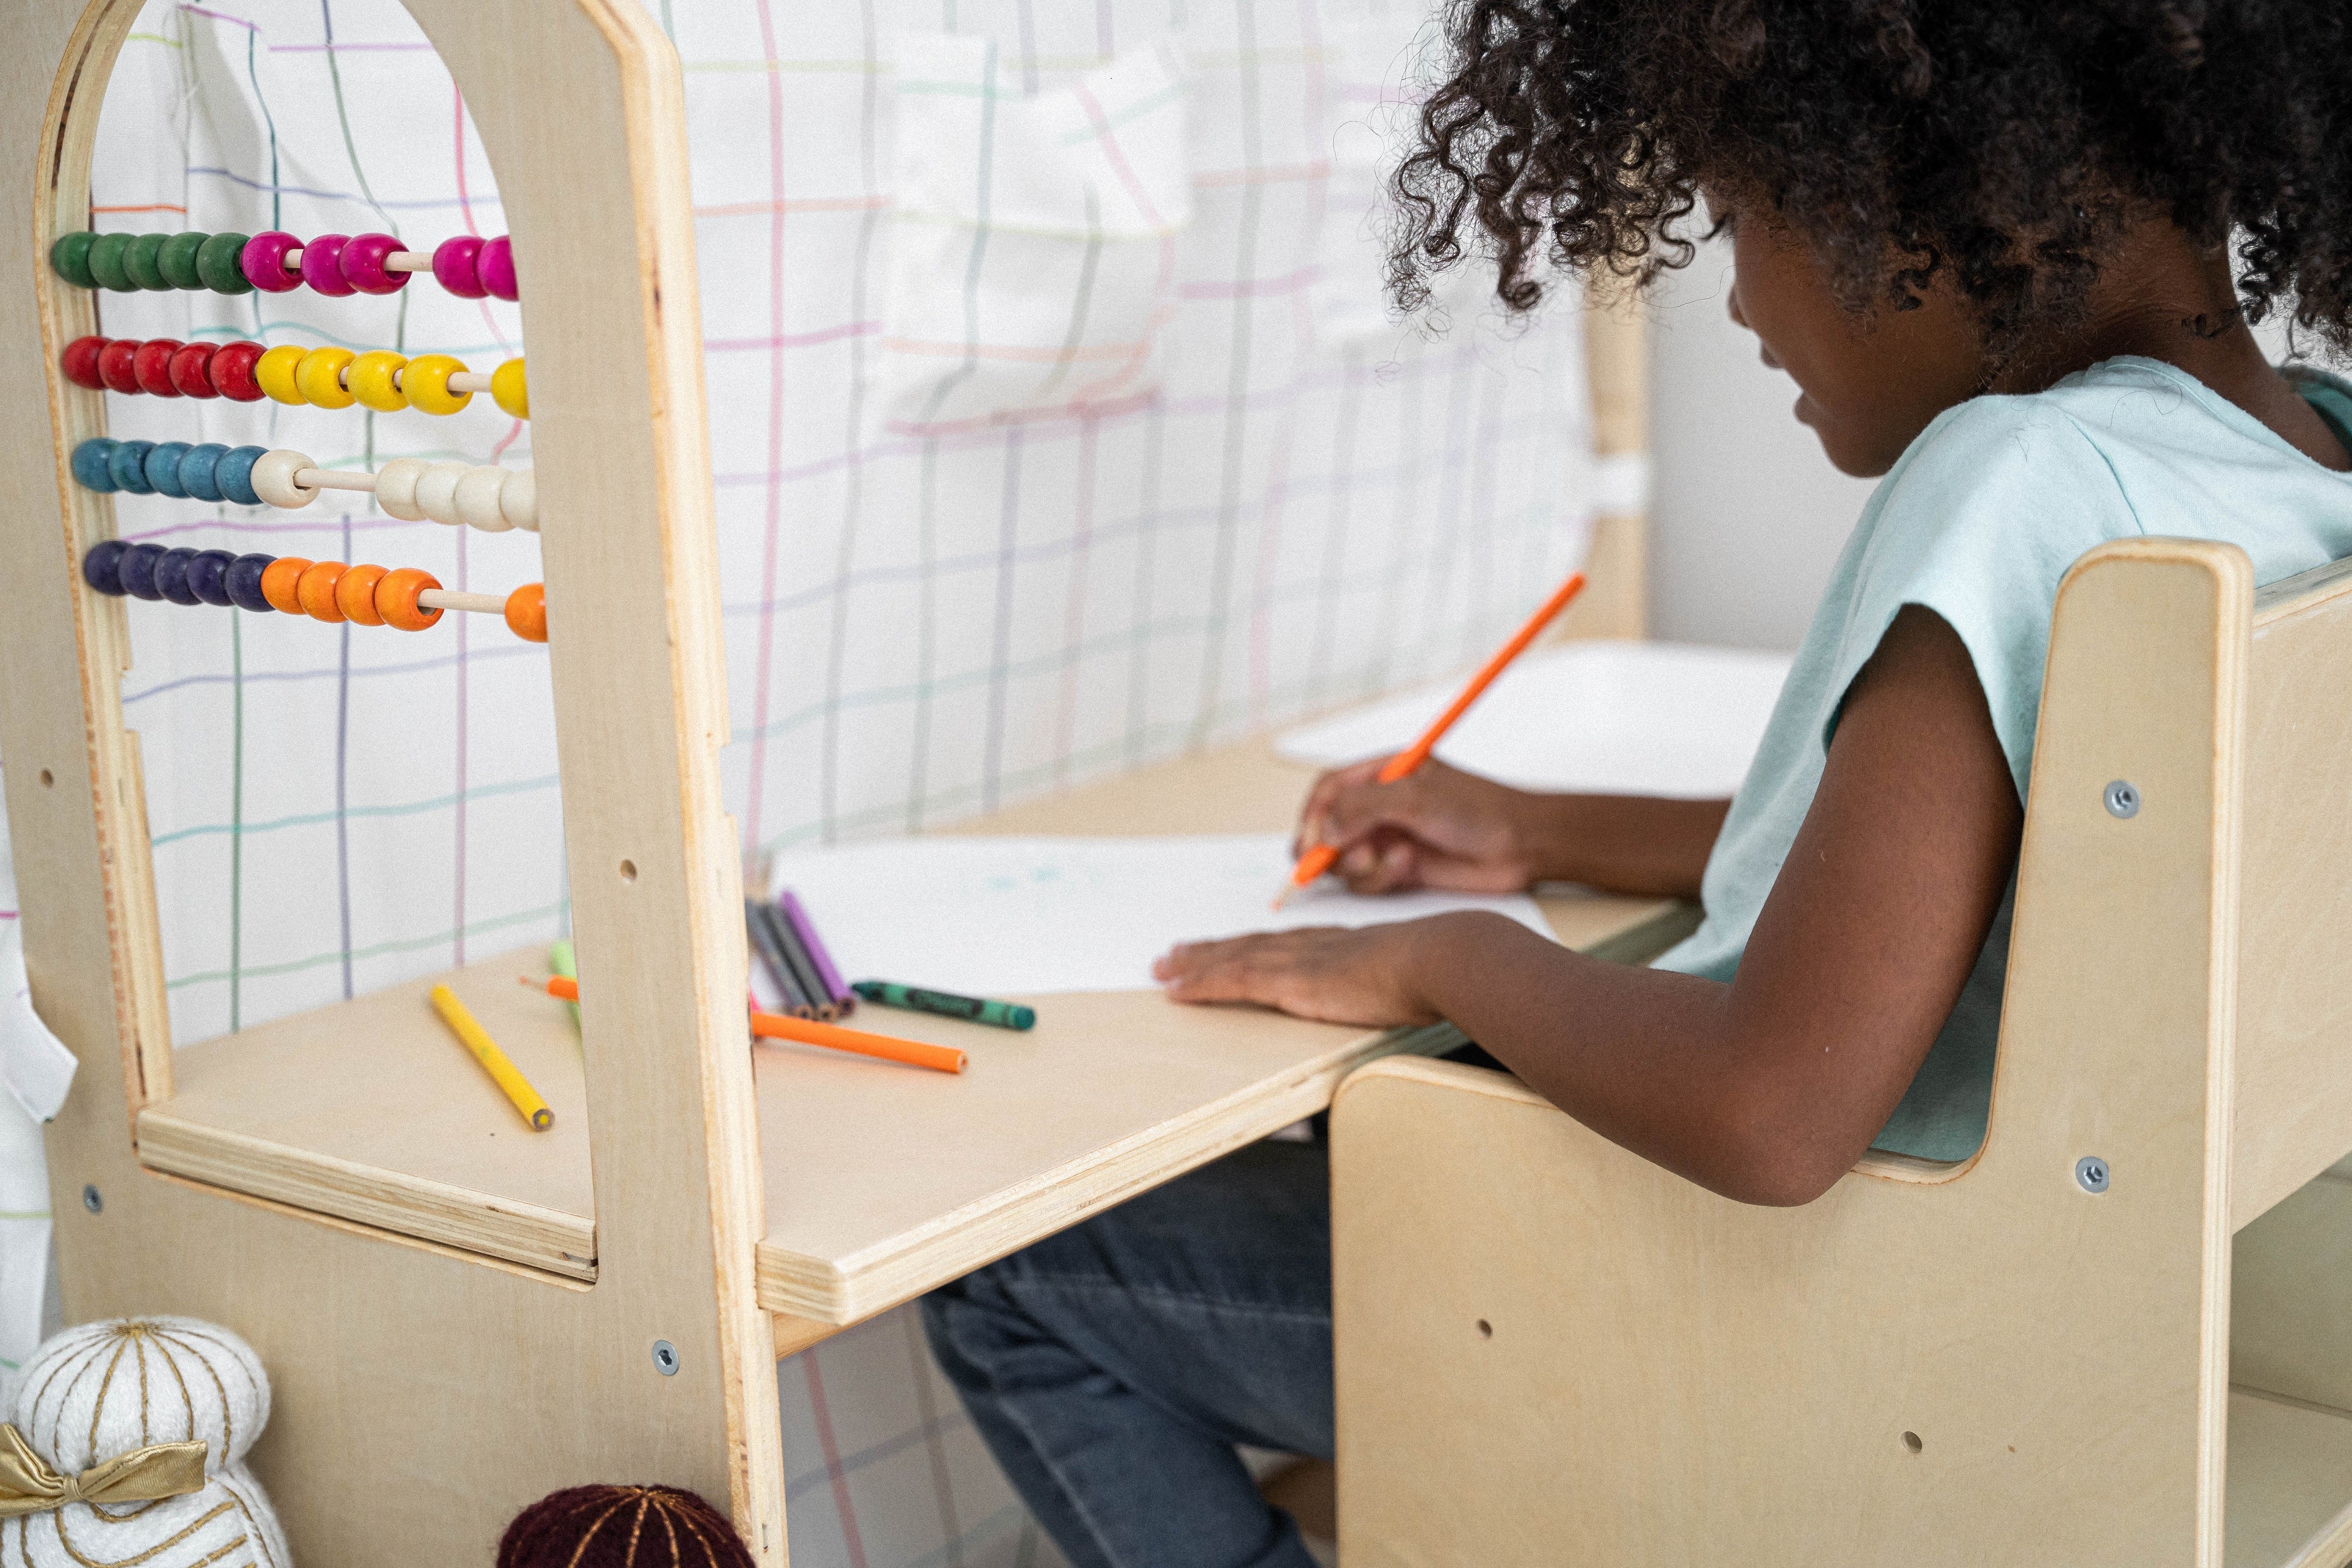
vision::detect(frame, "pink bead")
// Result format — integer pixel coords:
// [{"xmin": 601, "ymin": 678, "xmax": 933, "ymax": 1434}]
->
[
  {"xmin": 241, "ymin": 231, "xmax": 303, "ymax": 293},
  {"xmin": 476, "ymin": 235, "xmax": 517, "ymax": 302},
  {"xmin": 339, "ymin": 231, "xmax": 408, "ymax": 295},
  {"xmin": 299, "ymin": 234, "xmax": 355, "ymax": 297},
  {"xmin": 432, "ymin": 235, "xmax": 488, "ymax": 299}
]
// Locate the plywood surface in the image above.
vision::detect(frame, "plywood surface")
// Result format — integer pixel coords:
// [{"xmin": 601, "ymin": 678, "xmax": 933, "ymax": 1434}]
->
[
  {"xmin": 2225, "ymin": 1391, "xmax": 2352, "ymax": 1567},
  {"xmin": 136, "ymin": 950, "xmax": 598, "ymax": 1279},
  {"xmin": 128, "ymin": 733, "xmax": 1688, "ymax": 1328}
]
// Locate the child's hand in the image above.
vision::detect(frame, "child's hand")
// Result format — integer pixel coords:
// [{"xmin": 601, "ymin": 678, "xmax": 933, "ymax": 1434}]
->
[
  {"xmin": 1297, "ymin": 758, "xmax": 1540, "ymax": 894},
  {"xmin": 1151, "ymin": 919, "xmax": 1451, "ymax": 1028}
]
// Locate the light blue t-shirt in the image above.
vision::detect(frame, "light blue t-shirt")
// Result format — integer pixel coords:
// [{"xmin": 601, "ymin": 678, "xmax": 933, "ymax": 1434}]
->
[{"xmin": 1652, "ymin": 357, "xmax": 2352, "ymax": 1161}]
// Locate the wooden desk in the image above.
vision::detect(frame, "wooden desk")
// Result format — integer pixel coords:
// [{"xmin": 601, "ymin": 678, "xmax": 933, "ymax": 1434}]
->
[{"xmin": 135, "ymin": 736, "xmax": 1694, "ymax": 1338}]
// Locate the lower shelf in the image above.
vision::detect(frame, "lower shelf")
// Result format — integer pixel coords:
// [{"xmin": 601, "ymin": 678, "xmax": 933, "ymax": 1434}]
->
[{"xmin": 2227, "ymin": 1389, "xmax": 2352, "ymax": 1566}]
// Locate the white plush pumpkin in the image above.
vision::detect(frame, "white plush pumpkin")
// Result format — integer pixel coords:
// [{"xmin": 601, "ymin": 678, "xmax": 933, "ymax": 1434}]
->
[{"xmin": 1, "ymin": 1318, "xmax": 290, "ymax": 1567}]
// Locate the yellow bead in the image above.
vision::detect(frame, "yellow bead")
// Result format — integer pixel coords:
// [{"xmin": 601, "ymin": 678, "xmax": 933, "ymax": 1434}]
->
[
  {"xmin": 295, "ymin": 345, "xmax": 356, "ymax": 410},
  {"xmin": 403, "ymin": 353, "xmax": 470, "ymax": 416},
  {"xmin": 347, "ymin": 350, "xmax": 409, "ymax": 412},
  {"xmin": 253, "ymin": 343, "xmax": 308, "ymax": 406},
  {"xmin": 491, "ymin": 356, "xmax": 529, "ymax": 420}
]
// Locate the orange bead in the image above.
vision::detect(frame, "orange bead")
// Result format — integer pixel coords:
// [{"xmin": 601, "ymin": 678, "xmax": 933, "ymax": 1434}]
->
[
  {"xmin": 503, "ymin": 582, "xmax": 547, "ymax": 643},
  {"xmin": 296, "ymin": 560, "xmax": 349, "ymax": 622},
  {"xmin": 259, "ymin": 556, "xmax": 312, "ymax": 614},
  {"xmin": 375, "ymin": 567, "xmax": 443, "ymax": 631},
  {"xmin": 336, "ymin": 563, "xmax": 389, "ymax": 626}
]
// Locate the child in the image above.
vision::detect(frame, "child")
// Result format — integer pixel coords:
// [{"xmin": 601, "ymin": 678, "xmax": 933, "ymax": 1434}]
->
[{"xmin": 924, "ymin": 3, "xmax": 2352, "ymax": 1563}]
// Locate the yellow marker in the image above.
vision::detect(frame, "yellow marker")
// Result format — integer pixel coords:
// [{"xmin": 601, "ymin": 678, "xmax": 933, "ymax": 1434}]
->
[{"xmin": 428, "ymin": 984, "xmax": 554, "ymax": 1131}]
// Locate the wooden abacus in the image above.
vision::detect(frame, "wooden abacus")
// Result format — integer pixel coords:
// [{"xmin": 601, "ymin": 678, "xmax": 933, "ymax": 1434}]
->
[{"xmin": 0, "ymin": 1, "xmax": 785, "ymax": 1561}]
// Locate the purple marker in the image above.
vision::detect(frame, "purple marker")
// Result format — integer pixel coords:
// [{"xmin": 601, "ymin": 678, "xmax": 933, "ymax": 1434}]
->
[{"xmin": 779, "ymin": 890, "xmax": 852, "ymax": 1011}]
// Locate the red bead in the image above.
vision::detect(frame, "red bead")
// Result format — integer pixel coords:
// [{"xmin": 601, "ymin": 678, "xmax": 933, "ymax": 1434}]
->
[
  {"xmin": 132, "ymin": 339, "xmax": 183, "ymax": 397},
  {"xmin": 96, "ymin": 338, "xmax": 142, "ymax": 393},
  {"xmin": 208, "ymin": 341, "xmax": 265, "ymax": 401},
  {"xmin": 168, "ymin": 341, "xmax": 219, "ymax": 398},
  {"xmin": 61, "ymin": 336, "xmax": 108, "ymax": 390}
]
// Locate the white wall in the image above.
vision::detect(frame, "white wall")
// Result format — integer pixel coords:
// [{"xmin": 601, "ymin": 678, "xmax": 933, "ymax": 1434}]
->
[
  {"xmin": 1644, "ymin": 237, "xmax": 2316, "ymax": 653},
  {"xmin": 1646, "ymin": 236, "xmax": 1878, "ymax": 652}
]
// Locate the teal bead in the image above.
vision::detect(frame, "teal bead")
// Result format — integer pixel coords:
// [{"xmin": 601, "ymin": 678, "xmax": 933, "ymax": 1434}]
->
[
  {"xmin": 195, "ymin": 232, "xmax": 252, "ymax": 295},
  {"xmin": 158, "ymin": 232, "xmax": 207, "ymax": 290},
  {"xmin": 143, "ymin": 441, "xmax": 193, "ymax": 499},
  {"xmin": 84, "ymin": 233, "xmax": 132, "ymax": 291},
  {"xmin": 179, "ymin": 443, "xmax": 228, "ymax": 503},
  {"xmin": 48, "ymin": 233, "xmax": 96, "ymax": 289},
  {"xmin": 107, "ymin": 440, "xmax": 156, "ymax": 495},
  {"xmin": 121, "ymin": 233, "xmax": 169, "ymax": 291},
  {"xmin": 70, "ymin": 439, "xmax": 119, "ymax": 493},
  {"xmin": 214, "ymin": 446, "xmax": 264, "ymax": 508}
]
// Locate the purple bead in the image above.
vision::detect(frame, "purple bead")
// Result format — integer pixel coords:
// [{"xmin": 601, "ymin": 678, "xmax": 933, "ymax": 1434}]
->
[
  {"xmin": 299, "ymin": 234, "xmax": 355, "ymax": 297},
  {"xmin": 225, "ymin": 554, "xmax": 275, "ymax": 613},
  {"xmin": 433, "ymin": 235, "xmax": 488, "ymax": 299},
  {"xmin": 476, "ymin": 235, "xmax": 517, "ymax": 301},
  {"xmin": 82, "ymin": 540, "xmax": 130, "ymax": 594},
  {"xmin": 187, "ymin": 549, "xmax": 237, "ymax": 606},
  {"xmin": 241, "ymin": 231, "xmax": 303, "ymax": 293},
  {"xmin": 117, "ymin": 543, "xmax": 166, "ymax": 601},
  {"xmin": 340, "ymin": 231, "xmax": 408, "ymax": 295},
  {"xmin": 153, "ymin": 547, "xmax": 201, "ymax": 606}
]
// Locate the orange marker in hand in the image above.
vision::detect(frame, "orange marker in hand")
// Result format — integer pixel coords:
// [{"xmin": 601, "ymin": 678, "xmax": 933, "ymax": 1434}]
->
[
  {"xmin": 1278, "ymin": 570, "xmax": 1587, "ymax": 907},
  {"xmin": 524, "ymin": 975, "xmax": 966, "ymax": 1075}
]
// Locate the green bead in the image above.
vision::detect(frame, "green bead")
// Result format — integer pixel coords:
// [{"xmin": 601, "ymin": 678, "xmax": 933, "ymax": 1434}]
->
[
  {"xmin": 196, "ymin": 232, "xmax": 252, "ymax": 294},
  {"xmin": 48, "ymin": 232, "xmax": 96, "ymax": 289},
  {"xmin": 157, "ymin": 231, "xmax": 207, "ymax": 290},
  {"xmin": 84, "ymin": 232, "xmax": 132, "ymax": 291},
  {"xmin": 122, "ymin": 232, "xmax": 169, "ymax": 290}
]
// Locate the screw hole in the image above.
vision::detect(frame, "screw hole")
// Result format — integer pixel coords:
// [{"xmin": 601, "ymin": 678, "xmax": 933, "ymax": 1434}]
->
[
  {"xmin": 651, "ymin": 1339, "xmax": 679, "ymax": 1376},
  {"xmin": 1901, "ymin": 1431, "xmax": 1922, "ymax": 1454},
  {"xmin": 1475, "ymin": 1319, "xmax": 1492, "ymax": 1339},
  {"xmin": 81, "ymin": 1185, "xmax": 102, "ymax": 1215},
  {"xmin": 38, "ymin": 769, "xmax": 54, "ymax": 788},
  {"xmin": 618, "ymin": 859, "xmax": 637, "ymax": 884}
]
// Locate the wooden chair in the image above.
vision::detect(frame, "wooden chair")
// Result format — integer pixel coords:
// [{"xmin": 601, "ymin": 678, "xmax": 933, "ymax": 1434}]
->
[{"xmin": 1333, "ymin": 536, "xmax": 2352, "ymax": 1566}]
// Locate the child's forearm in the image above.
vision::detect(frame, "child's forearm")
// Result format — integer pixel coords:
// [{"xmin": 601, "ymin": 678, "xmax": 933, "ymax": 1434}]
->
[{"xmin": 1512, "ymin": 793, "xmax": 1730, "ymax": 898}]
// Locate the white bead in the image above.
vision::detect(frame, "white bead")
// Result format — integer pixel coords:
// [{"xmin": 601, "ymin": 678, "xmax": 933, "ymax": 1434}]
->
[
  {"xmin": 454, "ymin": 467, "xmax": 513, "ymax": 532},
  {"xmin": 500, "ymin": 468, "xmax": 538, "ymax": 533},
  {"xmin": 248, "ymin": 448, "xmax": 317, "ymax": 510},
  {"xmin": 374, "ymin": 457, "xmax": 428, "ymax": 521},
  {"xmin": 413, "ymin": 460, "xmax": 471, "ymax": 526}
]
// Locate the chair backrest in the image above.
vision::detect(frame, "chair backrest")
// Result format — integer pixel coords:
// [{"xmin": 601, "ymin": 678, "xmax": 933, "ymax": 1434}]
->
[{"xmin": 2230, "ymin": 552, "xmax": 2352, "ymax": 1228}]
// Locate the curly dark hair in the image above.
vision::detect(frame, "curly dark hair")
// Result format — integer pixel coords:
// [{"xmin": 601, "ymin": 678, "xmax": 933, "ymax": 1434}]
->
[{"xmin": 1388, "ymin": 0, "xmax": 2352, "ymax": 356}]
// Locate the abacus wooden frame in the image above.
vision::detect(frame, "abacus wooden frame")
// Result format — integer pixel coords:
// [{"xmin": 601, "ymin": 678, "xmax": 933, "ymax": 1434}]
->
[{"xmin": 0, "ymin": 1, "xmax": 787, "ymax": 1562}]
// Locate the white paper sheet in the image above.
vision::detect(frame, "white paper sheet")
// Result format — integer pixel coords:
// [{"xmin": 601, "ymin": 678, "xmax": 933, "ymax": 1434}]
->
[
  {"xmin": 1277, "ymin": 640, "xmax": 1794, "ymax": 800},
  {"xmin": 774, "ymin": 834, "xmax": 1552, "ymax": 997}
]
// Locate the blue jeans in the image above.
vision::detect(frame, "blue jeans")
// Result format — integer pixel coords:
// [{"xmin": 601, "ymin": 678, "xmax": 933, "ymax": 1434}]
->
[{"xmin": 921, "ymin": 1138, "xmax": 1333, "ymax": 1568}]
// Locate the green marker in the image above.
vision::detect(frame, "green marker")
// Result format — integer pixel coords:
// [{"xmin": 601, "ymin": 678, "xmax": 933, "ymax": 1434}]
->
[
  {"xmin": 851, "ymin": 981, "xmax": 1035, "ymax": 1032},
  {"xmin": 548, "ymin": 938, "xmax": 580, "ymax": 1035}
]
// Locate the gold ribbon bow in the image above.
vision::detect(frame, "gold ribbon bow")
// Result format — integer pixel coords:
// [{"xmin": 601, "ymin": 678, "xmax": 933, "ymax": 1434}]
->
[{"xmin": 0, "ymin": 1424, "xmax": 206, "ymax": 1517}]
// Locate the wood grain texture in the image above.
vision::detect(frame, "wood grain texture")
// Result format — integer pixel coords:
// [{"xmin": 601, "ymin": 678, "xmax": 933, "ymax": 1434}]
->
[
  {"xmin": 0, "ymin": 2, "xmax": 785, "ymax": 1561},
  {"xmin": 2223, "ymin": 1391, "xmax": 2352, "ymax": 1567},
  {"xmin": 1332, "ymin": 540, "xmax": 2253, "ymax": 1565},
  {"xmin": 2233, "ymin": 1169, "xmax": 2352, "ymax": 1415},
  {"xmin": 2232, "ymin": 555, "xmax": 2352, "ymax": 1227}
]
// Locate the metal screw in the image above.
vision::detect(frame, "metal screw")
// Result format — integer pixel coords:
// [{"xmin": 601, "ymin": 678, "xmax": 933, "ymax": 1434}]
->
[
  {"xmin": 2103, "ymin": 780, "xmax": 2140, "ymax": 819},
  {"xmin": 2076, "ymin": 1156, "xmax": 2111, "ymax": 1194},
  {"xmin": 651, "ymin": 1340, "xmax": 679, "ymax": 1377},
  {"xmin": 80, "ymin": 1185, "xmax": 101, "ymax": 1215}
]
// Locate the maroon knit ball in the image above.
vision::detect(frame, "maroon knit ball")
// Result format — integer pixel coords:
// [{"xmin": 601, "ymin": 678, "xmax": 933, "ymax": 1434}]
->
[{"xmin": 498, "ymin": 1485, "xmax": 756, "ymax": 1568}]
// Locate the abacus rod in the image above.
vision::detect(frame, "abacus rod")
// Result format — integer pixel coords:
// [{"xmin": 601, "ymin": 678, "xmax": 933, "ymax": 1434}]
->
[
  {"xmin": 417, "ymin": 589, "xmax": 506, "ymax": 615},
  {"xmin": 298, "ymin": 468, "xmax": 375, "ymax": 494},
  {"xmin": 279, "ymin": 247, "xmax": 437, "ymax": 273}
]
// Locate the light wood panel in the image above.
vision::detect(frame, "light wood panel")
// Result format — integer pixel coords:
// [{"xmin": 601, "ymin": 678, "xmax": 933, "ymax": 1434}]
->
[
  {"xmin": 2232, "ymin": 554, "xmax": 2352, "ymax": 1226},
  {"xmin": 2233, "ymin": 1168, "xmax": 2352, "ymax": 1415},
  {"xmin": 1333, "ymin": 540, "xmax": 2251, "ymax": 1564},
  {"xmin": 0, "ymin": 2, "xmax": 785, "ymax": 1562},
  {"xmin": 2224, "ymin": 1391, "xmax": 2352, "ymax": 1567}
]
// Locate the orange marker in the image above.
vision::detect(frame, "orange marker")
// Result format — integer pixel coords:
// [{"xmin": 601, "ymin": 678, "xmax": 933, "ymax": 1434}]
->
[
  {"xmin": 1279, "ymin": 570, "xmax": 1588, "ymax": 907},
  {"xmin": 525, "ymin": 975, "xmax": 966, "ymax": 1075}
]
